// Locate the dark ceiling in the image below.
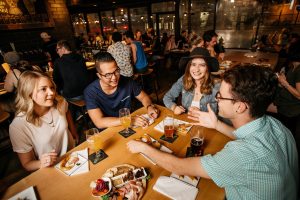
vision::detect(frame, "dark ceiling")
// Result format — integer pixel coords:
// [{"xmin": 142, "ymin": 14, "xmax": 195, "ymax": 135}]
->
[{"xmin": 67, "ymin": 0, "xmax": 169, "ymax": 12}]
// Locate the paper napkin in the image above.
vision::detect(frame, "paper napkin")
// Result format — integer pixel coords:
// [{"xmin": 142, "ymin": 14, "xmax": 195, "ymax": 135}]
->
[{"xmin": 153, "ymin": 176, "xmax": 198, "ymax": 200}]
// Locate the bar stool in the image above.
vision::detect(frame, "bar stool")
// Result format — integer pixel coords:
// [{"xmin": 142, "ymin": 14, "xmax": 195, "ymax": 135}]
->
[{"xmin": 134, "ymin": 68, "xmax": 159, "ymax": 103}]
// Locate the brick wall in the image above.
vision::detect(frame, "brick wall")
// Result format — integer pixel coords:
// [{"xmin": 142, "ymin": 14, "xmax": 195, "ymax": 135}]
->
[{"xmin": 0, "ymin": 0, "xmax": 74, "ymax": 52}]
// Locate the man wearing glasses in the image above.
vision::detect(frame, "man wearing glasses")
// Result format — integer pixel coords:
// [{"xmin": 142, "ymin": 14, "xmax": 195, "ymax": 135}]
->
[
  {"xmin": 127, "ymin": 64, "xmax": 298, "ymax": 199},
  {"xmin": 84, "ymin": 52, "xmax": 159, "ymax": 129}
]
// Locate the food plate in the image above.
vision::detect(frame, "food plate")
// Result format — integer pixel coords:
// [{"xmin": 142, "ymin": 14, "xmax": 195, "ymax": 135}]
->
[
  {"xmin": 110, "ymin": 167, "xmax": 147, "ymax": 188},
  {"xmin": 8, "ymin": 186, "xmax": 37, "ymax": 200},
  {"xmin": 90, "ymin": 177, "xmax": 112, "ymax": 197},
  {"xmin": 55, "ymin": 150, "xmax": 89, "ymax": 176},
  {"xmin": 154, "ymin": 117, "xmax": 193, "ymax": 134},
  {"xmin": 137, "ymin": 134, "xmax": 172, "ymax": 165},
  {"xmin": 102, "ymin": 164, "xmax": 135, "ymax": 178}
]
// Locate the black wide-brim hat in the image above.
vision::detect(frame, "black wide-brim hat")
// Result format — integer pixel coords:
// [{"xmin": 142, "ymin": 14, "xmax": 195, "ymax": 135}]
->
[{"xmin": 178, "ymin": 47, "xmax": 219, "ymax": 72}]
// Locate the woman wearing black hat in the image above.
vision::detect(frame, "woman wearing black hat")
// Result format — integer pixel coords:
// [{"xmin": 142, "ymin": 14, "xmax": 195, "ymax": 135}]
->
[{"xmin": 163, "ymin": 55, "xmax": 219, "ymax": 115}]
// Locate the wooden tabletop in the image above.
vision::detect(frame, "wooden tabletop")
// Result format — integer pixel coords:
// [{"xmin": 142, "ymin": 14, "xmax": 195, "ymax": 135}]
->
[
  {"xmin": 2, "ymin": 105, "xmax": 231, "ymax": 200},
  {"xmin": 223, "ymin": 49, "xmax": 279, "ymax": 70}
]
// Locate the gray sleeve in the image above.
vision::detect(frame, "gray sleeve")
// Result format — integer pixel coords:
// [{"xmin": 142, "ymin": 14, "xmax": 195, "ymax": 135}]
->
[{"xmin": 163, "ymin": 76, "xmax": 184, "ymax": 109}]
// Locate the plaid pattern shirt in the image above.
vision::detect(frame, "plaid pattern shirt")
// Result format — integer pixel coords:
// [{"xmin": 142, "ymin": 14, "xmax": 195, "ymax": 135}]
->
[{"xmin": 201, "ymin": 115, "xmax": 299, "ymax": 200}]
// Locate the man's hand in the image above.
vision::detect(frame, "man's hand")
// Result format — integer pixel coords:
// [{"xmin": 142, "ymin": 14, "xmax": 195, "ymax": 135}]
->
[
  {"xmin": 188, "ymin": 104, "xmax": 218, "ymax": 129},
  {"xmin": 127, "ymin": 140, "xmax": 147, "ymax": 153},
  {"xmin": 132, "ymin": 115, "xmax": 150, "ymax": 128},
  {"xmin": 147, "ymin": 105, "xmax": 160, "ymax": 119}
]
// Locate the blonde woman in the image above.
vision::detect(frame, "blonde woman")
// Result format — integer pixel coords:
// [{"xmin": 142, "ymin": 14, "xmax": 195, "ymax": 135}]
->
[
  {"xmin": 9, "ymin": 71, "xmax": 75, "ymax": 171},
  {"xmin": 163, "ymin": 55, "xmax": 219, "ymax": 115}
]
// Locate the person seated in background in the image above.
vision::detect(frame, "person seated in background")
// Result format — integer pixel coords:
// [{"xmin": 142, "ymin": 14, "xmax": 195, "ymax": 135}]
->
[
  {"xmin": 9, "ymin": 71, "xmax": 76, "ymax": 171},
  {"xmin": 4, "ymin": 51, "xmax": 41, "ymax": 93},
  {"xmin": 124, "ymin": 31, "xmax": 148, "ymax": 73},
  {"xmin": 177, "ymin": 30, "xmax": 189, "ymax": 49},
  {"xmin": 107, "ymin": 32, "xmax": 133, "ymax": 77},
  {"xmin": 127, "ymin": 64, "xmax": 299, "ymax": 199},
  {"xmin": 203, "ymin": 30, "xmax": 225, "ymax": 60},
  {"xmin": 141, "ymin": 28, "xmax": 154, "ymax": 48},
  {"xmin": 84, "ymin": 52, "xmax": 159, "ymax": 129},
  {"xmin": 160, "ymin": 32, "xmax": 169, "ymax": 52},
  {"xmin": 163, "ymin": 54, "xmax": 219, "ymax": 115},
  {"xmin": 189, "ymin": 36, "xmax": 204, "ymax": 52},
  {"xmin": 164, "ymin": 35, "xmax": 178, "ymax": 55},
  {"xmin": 268, "ymin": 39, "xmax": 300, "ymax": 135},
  {"xmin": 2, "ymin": 52, "xmax": 41, "ymax": 113},
  {"xmin": 53, "ymin": 40, "xmax": 89, "ymax": 101},
  {"xmin": 40, "ymin": 32, "xmax": 58, "ymax": 62},
  {"xmin": 135, "ymin": 30, "xmax": 143, "ymax": 42}
]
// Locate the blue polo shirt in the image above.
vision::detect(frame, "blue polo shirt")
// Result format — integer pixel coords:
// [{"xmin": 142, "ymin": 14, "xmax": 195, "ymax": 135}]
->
[{"xmin": 84, "ymin": 76, "xmax": 142, "ymax": 117}]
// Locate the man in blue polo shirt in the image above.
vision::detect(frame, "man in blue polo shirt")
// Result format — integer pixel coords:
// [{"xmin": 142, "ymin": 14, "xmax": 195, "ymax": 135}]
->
[
  {"xmin": 127, "ymin": 64, "xmax": 298, "ymax": 199},
  {"xmin": 84, "ymin": 52, "xmax": 159, "ymax": 129}
]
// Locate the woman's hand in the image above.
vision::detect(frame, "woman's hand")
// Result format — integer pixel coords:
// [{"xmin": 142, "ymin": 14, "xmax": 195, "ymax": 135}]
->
[
  {"xmin": 277, "ymin": 73, "xmax": 289, "ymax": 87},
  {"xmin": 188, "ymin": 104, "xmax": 218, "ymax": 129},
  {"xmin": 173, "ymin": 105, "xmax": 186, "ymax": 115},
  {"xmin": 40, "ymin": 150, "xmax": 57, "ymax": 168}
]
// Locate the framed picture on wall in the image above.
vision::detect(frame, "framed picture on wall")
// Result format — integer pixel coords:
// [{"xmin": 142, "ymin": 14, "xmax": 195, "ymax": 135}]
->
[{"xmin": 0, "ymin": 0, "xmax": 54, "ymax": 30}]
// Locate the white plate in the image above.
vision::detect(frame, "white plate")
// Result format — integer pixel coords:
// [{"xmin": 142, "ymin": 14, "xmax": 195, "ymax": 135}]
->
[
  {"xmin": 90, "ymin": 177, "xmax": 112, "ymax": 197},
  {"xmin": 8, "ymin": 186, "xmax": 37, "ymax": 200}
]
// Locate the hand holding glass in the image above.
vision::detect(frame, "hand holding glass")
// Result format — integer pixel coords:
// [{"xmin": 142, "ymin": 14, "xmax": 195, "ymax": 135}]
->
[{"xmin": 119, "ymin": 108, "xmax": 132, "ymax": 136}]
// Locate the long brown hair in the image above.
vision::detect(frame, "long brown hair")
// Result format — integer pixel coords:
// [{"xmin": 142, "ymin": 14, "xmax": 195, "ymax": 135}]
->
[
  {"xmin": 15, "ymin": 71, "xmax": 64, "ymax": 126},
  {"xmin": 182, "ymin": 57, "xmax": 214, "ymax": 94}
]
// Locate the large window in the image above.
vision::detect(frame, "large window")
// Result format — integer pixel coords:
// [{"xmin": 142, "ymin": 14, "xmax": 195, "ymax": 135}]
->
[
  {"xmin": 101, "ymin": 10, "xmax": 114, "ymax": 35},
  {"xmin": 216, "ymin": 0, "xmax": 261, "ymax": 48},
  {"xmin": 71, "ymin": 13, "xmax": 87, "ymax": 36},
  {"xmin": 87, "ymin": 13, "xmax": 101, "ymax": 34},
  {"xmin": 130, "ymin": 7, "xmax": 148, "ymax": 34},
  {"xmin": 115, "ymin": 8, "xmax": 129, "ymax": 33}
]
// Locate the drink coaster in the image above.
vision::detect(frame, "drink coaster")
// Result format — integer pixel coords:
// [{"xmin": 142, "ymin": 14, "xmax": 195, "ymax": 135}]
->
[
  {"xmin": 186, "ymin": 147, "xmax": 203, "ymax": 157},
  {"xmin": 118, "ymin": 128, "xmax": 136, "ymax": 138},
  {"xmin": 88, "ymin": 149, "xmax": 108, "ymax": 164},
  {"xmin": 160, "ymin": 134, "xmax": 178, "ymax": 143}
]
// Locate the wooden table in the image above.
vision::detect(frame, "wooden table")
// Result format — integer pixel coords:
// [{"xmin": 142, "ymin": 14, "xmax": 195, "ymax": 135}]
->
[
  {"xmin": 223, "ymin": 49, "xmax": 279, "ymax": 70},
  {"xmin": 2, "ymin": 105, "xmax": 231, "ymax": 200}
]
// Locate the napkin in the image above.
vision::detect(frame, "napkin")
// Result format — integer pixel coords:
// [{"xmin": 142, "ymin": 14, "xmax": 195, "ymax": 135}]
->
[
  {"xmin": 55, "ymin": 148, "xmax": 89, "ymax": 176},
  {"xmin": 154, "ymin": 117, "xmax": 192, "ymax": 134},
  {"xmin": 153, "ymin": 176, "xmax": 198, "ymax": 200}
]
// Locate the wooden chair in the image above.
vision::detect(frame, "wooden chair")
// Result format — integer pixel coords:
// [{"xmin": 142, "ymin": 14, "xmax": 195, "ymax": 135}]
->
[{"xmin": 134, "ymin": 68, "xmax": 159, "ymax": 103}]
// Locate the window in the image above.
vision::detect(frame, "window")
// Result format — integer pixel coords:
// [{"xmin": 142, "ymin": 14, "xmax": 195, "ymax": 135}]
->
[
  {"xmin": 71, "ymin": 13, "xmax": 87, "ymax": 36},
  {"xmin": 101, "ymin": 10, "xmax": 114, "ymax": 35},
  {"xmin": 115, "ymin": 8, "xmax": 129, "ymax": 33},
  {"xmin": 130, "ymin": 7, "xmax": 148, "ymax": 34},
  {"xmin": 87, "ymin": 13, "xmax": 101, "ymax": 34}
]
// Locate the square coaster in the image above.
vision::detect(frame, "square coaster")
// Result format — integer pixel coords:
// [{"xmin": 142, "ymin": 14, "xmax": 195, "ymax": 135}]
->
[
  {"xmin": 118, "ymin": 128, "xmax": 136, "ymax": 138},
  {"xmin": 160, "ymin": 134, "xmax": 178, "ymax": 143},
  {"xmin": 88, "ymin": 149, "xmax": 108, "ymax": 165},
  {"xmin": 186, "ymin": 147, "xmax": 203, "ymax": 157}
]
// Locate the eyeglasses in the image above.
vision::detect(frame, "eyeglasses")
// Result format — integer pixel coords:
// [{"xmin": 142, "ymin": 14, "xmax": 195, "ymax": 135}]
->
[
  {"xmin": 215, "ymin": 91, "xmax": 236, "ymax": 102},
  {"xmin": 100, "ymin": 68, "xmax": 121, "ymax": 79}
]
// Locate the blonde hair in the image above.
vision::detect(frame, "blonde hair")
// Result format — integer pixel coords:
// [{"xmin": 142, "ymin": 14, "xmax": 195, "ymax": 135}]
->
[
  {"xmin": 183, "ymin": 58, "xmax": 213, "ymax": 94},
  {"xmin": 15, "ymin": 71, "xmax": 64, "ymax": 126}
]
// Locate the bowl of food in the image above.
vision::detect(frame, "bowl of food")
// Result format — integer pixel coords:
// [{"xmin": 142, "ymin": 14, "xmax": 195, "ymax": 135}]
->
[{"xmin": 90, "ymin": 177, "xmax": 112, "ymax": 197}]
